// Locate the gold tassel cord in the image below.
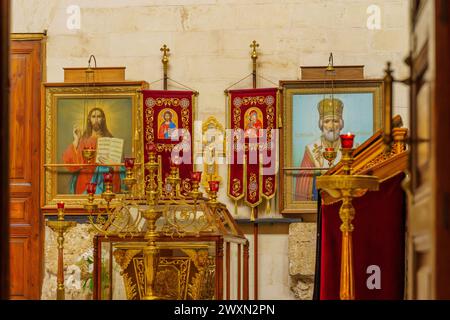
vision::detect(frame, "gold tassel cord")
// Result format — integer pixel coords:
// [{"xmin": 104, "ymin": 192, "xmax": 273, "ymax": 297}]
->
[
  {"xmin": 250, "ymin": 207, "xmax": 255, "ymax": 222},
  {"xmin": 234, "ymin": 200, "xmax": 238, "ymax": 216}
]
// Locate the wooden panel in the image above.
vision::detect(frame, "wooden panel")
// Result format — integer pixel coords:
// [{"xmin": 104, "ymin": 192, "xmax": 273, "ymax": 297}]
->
[
  {"xmin": 9, "ymin": 37, "xmax": 44, "ymax": 300},
  {"xmin": 300, "ymin": 65, "xmax": 364, "ymax": 80},
  {"xmin": 9, "ymin": 50, "xmax": 33, "ymax": 182},
  {"xmin": 64, "ymin": 67, "xmax": 126, "ymax": 83},
  {"xmin": 9, "ymin": 236, "xmax": 30, "ymax": 299},
  {"xmin": 10, "ymin": 197, "xmax": 31, "ymax": 225}
]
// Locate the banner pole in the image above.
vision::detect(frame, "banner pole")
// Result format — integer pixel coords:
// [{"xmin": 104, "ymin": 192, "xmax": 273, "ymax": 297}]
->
[
  {"xmin": 160, "ymin": 44, "xmax": 170, "ymax": 90},
  {"xmin": 250, "ymin": 40, "xmax": 260, "ymax": 300}
]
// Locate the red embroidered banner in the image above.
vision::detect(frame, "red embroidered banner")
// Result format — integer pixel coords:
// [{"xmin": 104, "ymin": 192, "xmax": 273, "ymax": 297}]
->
[
  {"xmin": 228, "ymin": 88, "xmax": 278, "ymax": 213},
  {"xmin": 143, "ymin": 90, "xmax": 195, "ymax": 194}
]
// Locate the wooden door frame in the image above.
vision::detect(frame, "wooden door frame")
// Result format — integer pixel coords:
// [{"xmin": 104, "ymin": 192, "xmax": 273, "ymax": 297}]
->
[
  {"xmin": 9, "ymin": 32, "xmax": 46, "ymax": 299},
  {"xmin": 0, "ymin": 0, "xmax": 10, "ymax": 300}
]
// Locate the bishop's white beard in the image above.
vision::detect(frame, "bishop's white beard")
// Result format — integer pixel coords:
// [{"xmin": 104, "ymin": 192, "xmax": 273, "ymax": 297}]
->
[{"xmin": 323, "ymin": 128, "xmax": 341, "ymax": 142}]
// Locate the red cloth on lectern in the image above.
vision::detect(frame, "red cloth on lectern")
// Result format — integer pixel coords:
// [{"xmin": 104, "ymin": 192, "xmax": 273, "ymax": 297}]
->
[{"xmin": 319, "ymin": 173, "xmax": 406, "ymax": 300}]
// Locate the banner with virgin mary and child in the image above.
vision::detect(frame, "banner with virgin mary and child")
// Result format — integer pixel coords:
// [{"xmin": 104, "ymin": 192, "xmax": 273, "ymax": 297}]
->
[{"xmin": 227, "ymin": 88, "xmax": 280, "ymax": 219}]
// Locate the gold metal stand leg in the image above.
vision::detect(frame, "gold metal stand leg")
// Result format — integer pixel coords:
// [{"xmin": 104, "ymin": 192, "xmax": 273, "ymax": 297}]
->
[
  {"xmin": 143, "ymin": 243, "xmax": 160, "ymax": 300},
  {"xmin": 142, "ymin": 208, "xmax": 162, "ymax": 300},
  {"xmin": 339, "ymin": 196, "xmax": 355, "ymax": 300},
  {"xmin": 56, "ymin": 234, "xmax": 65, "ymax": 300},
  {"xmin": 47, "ymin": 207, "xmax": 76, "ymax": 301}
]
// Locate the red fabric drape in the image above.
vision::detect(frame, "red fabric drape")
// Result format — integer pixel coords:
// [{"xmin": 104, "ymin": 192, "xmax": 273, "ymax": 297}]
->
[{"xmin": 319, "ymin": 173, "xmax": 406, "ymax": 300}]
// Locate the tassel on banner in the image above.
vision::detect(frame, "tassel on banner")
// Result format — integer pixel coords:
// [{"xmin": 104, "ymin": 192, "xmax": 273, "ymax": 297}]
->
[
  {"xmin": 266, "ymin": 198, "xmax": 271, "ymax": 215},
  {"xmin": 250, "ymin": 207, "xmax": 255, "ymax": 222},
  {"xmin": 234, "ymin": 200, "xmax": 238, "ymax": 216}
]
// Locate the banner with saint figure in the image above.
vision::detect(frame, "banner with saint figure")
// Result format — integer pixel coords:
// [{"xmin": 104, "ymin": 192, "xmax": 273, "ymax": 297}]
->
[
  {"xmin": 143, "ymin": 90, "xmax": 195, "ymax": 194},
  {"xmin": 227, "ymin": 88, "xmax": 279, "ymax": 219}
]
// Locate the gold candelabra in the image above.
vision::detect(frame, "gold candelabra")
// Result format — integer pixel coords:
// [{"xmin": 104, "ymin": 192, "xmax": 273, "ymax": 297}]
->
[
  {"xmin": 82, "ymin": 140, "xmax": 223, "ymax": 299},
  {"xmin": 46, "ymin": 203, "xmax": 77, "ymax": 300},
  {"xmin": 316, "ymin": 137, "xmax": 379, "ymax": 300}
]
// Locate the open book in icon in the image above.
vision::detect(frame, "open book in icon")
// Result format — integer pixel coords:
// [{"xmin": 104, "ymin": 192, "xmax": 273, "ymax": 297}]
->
[{"xmin": 95, "ymin": 137, "xmax": 124, "ymax": 164}]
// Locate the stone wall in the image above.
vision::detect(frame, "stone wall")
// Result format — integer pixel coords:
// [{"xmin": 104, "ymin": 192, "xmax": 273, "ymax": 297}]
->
[
  {"xmin": 42, "ymin": 224, "xmax": 97, "ymax": 300},
  {"xmin": 12, "ymin": 0, "xmax": 409, "ymax": 300},
  {"xmin": 289, "ymin": 223, "xmax": 317, "ymax": 299}
]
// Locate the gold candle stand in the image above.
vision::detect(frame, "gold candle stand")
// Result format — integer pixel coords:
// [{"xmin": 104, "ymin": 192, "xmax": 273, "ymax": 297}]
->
[
  {"xmin": 142, "ymin": 148, "xmax": 163, "ymax": 300},
  {"xmin": 316, "ymin": 148, "xmax": 379, "ymax": 300},
  {"xmin": 190, "ymin": 179, "xmax": 202, "ymax": 204},
  {"xmin": 46, "ymin": 206, "xmax": 77, "ymax": 300},
  {"xmin": 101, "ymin": 180, "xmax": 116, "ymax": 207},
  {"xmin": 123, "ymin": 167, "xmax": 137, "ymax": 195}
]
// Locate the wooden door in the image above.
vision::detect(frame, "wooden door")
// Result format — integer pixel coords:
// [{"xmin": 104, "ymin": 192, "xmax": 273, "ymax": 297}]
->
[
  {"xmin": 0, "ymin": 0, "xmax": 11, "ymax": 300},
  {"xmin": 407, "ymin": 0, "xmax": 450, "ymax": 299},
  {"xmin": 9, "ymin": 35, "xmax": 44, "ymax": 299}
]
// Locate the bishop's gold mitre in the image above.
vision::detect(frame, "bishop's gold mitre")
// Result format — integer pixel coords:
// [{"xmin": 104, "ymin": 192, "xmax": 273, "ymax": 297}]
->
[{"xmin": 317, "ymin": 98, "xmax": 344, "ymax": 119}]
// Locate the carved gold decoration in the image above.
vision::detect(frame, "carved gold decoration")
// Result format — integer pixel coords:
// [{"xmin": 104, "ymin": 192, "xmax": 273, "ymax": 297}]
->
[
  {"xmin": 354, "ymin": 127, "xmax": 408, "ymax": 175},
  {"xmin": 185, "ymin": 250, "xmax": 215, "ymax": 300},
  {"xmin": 123, "ymin": 273, "xmax": 138, "ymax": 300},
  {"xmin": 113, "ymin": 249, "xmax": 141, "ymax": 272},
  {"xmin": 201, "ymin": 116, "xmax": 225, "ymax": 189},
  {"xmin": 113, "ymin": 247, "xmax": 215, "ymax": 300}
]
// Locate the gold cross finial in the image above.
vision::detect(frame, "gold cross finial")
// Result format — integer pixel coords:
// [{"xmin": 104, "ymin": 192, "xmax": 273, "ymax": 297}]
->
[
  {"xmin": 250, "ymin": 40, "xmax": 259, "ymax": 60},
  {"xmin": 161, "ymin": 44, "xmax": 170, "ymax": 64}
]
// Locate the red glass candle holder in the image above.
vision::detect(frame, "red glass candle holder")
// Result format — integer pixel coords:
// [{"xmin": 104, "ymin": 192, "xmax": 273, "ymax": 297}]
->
[
  {"xmin": 86, "ymin": 183, "xmax": 97, "ymax": 195},
  {"xmin": 146, "ymin": 143, "xmax": 157, "ymax": 154},
  {"xmin": 208, "ymin": 181, "xmax": 220, "ymax": 192},
  {"xmin": 103, "ymin": 172, "xmax": 113, "ymax": 184},
  {"xmin": 340, "ymin": 133, "xmax": 355, "ymax": 149},
  {"xmin": 191, "ymin": 171, "xmax": 202, "ymax": 183},
  {"xmin": 124, "ymin": 157, "xmax": 135, "ymax": 169},
  {"xmin": 57, "ymin": 202, "xmax": 65, "ymax": 209}
]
